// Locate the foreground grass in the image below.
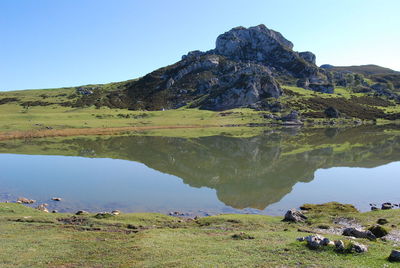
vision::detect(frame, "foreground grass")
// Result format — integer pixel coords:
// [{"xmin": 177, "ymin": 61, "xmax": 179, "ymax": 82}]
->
[{"xmin": 1, "ymin": 203, "xmax": 399, "ymax": 267}]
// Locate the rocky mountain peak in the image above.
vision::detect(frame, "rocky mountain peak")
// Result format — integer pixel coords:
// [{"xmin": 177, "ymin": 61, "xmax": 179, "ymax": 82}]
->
[
  {"xmin": 119, "ymin": 25, "xmax": 334, "ymax": 111},
  {"xmin": 214, "ymin": 24, "xmax": 294, "ymax": 61}
]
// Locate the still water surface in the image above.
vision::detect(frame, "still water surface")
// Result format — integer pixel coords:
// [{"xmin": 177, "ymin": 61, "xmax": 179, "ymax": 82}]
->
[{"xmin": 1, "ymin": 126, "xmax": 400, "ymax": 215}]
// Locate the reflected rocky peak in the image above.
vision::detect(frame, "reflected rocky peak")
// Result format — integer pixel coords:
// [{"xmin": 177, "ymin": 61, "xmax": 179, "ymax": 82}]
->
[{"xmin": 1, "ymin": 125, "xmax": 400, "ymax": 210}]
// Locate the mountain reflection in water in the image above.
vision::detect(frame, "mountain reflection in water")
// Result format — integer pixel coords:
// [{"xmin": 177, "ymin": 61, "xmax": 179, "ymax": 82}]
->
[{"xmin": 1, "ymin": 125, "xmax": 400, "ymax": 213}]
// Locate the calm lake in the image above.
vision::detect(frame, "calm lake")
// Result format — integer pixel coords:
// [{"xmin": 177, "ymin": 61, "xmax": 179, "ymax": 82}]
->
[{"xmin": 1, "ymin": 126, "xmax": 400, "ymax": 216}]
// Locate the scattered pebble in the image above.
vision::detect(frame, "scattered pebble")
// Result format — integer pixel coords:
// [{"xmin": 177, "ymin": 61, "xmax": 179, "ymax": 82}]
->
[
  {"xmin": 111, "ymin": 210, "xmax": 121, "ymax": 215},
  {"xmin": 75, "ymin": 210, "xmax": 89, "ymax": 215},
  {"xmin": 17, "ymin": 197, "xmax": 36, "ymax": 204},
  {"xmin": 36, "ymin": 204, "xmax": 49, "ymax": 213}
]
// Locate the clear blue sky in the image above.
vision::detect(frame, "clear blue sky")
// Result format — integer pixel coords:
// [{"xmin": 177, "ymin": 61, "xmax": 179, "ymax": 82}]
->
[{"xmin": 1, "ymin": 0, "xmax": 399, "ymax": 91}]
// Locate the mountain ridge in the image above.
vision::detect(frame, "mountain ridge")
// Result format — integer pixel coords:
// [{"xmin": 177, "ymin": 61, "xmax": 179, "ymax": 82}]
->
[
  {"xmin": 1, "ymin": 24, "xmax": 400, "ymax": 122},
  {"xmin": 72, "ymin": 24, "xmax": 400, "ymax": 114}
]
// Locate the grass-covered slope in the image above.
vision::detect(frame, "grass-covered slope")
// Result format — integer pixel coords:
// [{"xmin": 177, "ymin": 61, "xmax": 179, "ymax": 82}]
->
[
  {"xmin": 1, "ymin": 202, "xmax": 399, "ymax": 267},
  {"xmin": 323, "ymin": 64, "xmax": 399, "ymax": 76},
  {"xmin": 1, "ymin": 78, "xmax": 400, "ymax": 141}
]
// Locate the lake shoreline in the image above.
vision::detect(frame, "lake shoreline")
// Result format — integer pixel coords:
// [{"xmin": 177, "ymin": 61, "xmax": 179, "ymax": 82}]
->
[{"xmin": 0, "ymin": 119, "xmax": 395, "ymax": 141}]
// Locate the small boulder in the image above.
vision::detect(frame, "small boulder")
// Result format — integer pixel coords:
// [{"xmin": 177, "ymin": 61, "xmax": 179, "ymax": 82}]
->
[
  {"xmin": 342, "ymin": 227, "xmax": 376, "ymax": 240},
  {"xmin": 335, "ymin": 240, "xmax": 345, "ymax": 251},
  {"xmin": 36, "ymin": 204, "xmax": 49, "ymax": 213},
  {"xmin": 371, "ymin": 206, "xmax": 379, "ymax": 211},
  {"xmin": 389, "ymin": 250, "xmax": 400, "ymax": 262},
  {"xmin": 283, "ymin": 208, "xmax": 307, "ymax": 222},
  {"xmin": 324, "ymin": 107, "xmax": 340, "ymax": 118},
  {"xmin": 351, "ymin": 242, "xmax": 368, "ymax": 253},
  {"xmin": 368, "ymin": 225, "xmax": 388, "ymax": 238},
  {"xmin": 382, "ymin": 203, "xmax": 393, "ymax": 210},
  {"xmin": 111, "ymin": 210, "xmax": 121, "ymax": 215},
  {"xmin": 51, "ymin": 197, "xmax": 62, "ymax": 201},
  {"xmin": 280, "ymin": 111, "xmax": 300, "ymax": 122},
  {"xmin": 17, "ymin": 197, "xmax": 36, "ymax": 204},
  {"xmin": 75, "ymin": 210, "xmax": 89, "ymax": 215},
  {"xmin": 321, "ymin": 237, "xmax": 334, "ymax": 246}
]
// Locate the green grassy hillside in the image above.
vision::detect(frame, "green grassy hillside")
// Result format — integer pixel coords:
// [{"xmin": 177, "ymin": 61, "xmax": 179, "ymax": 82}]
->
[{"xmin": 1, "ymin": 80, "xmax": 400, "ymax": 140}]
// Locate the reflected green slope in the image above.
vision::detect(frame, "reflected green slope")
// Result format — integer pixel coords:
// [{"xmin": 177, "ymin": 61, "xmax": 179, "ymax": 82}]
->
[{"xmin": 1, "ymin": 126, "xmax": 400, "ymax": 210}]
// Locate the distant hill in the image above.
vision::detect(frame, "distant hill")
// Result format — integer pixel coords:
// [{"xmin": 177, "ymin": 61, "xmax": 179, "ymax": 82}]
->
[{"xmin": 320, "ymin": 64, "xmax": 399, "ymax": 75}]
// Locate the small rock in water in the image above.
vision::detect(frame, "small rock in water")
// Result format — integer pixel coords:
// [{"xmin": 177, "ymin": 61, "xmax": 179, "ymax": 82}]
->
[
  {"xmin": 169, "ymin": 211, "xmax": 185, "ymax": 217},
  {"xmin": 342, "ymin": 228, "xmax": 376, "ymax": 240},
  {"xmin": 75, "ymin": 210, "xmax": 89, "ymax": 215},
  {"xmin": 371, "ymin": 206, "xmax": 379, "ymax": 211},
  {"xmin": 17, "ymin": 197, "xmax": 36, "ymax": 204},
  {"xmin": 283, "ymin": 209, "xmax": 307, "ymax": 222},
  {"xmin": 389, "ymin": 250, "xmax": 400, "ymax": 262},
  {"xmin": 382, "ymin": 203, "xmax": 393, "ymax": 210},
  {"xmin": 36, "ymin": 204, "xmax": 49, "ymax": 213},
  {"xmin": 52, "ymin": 210, "xmax": 58, "ymax": 213},
  {"xmin": 111, "ymin": 210, "xmax": 121, "ymax": 215},
  {"xmin": 51, "ymin": 197, "xmax": 62, "ymax": 201}
]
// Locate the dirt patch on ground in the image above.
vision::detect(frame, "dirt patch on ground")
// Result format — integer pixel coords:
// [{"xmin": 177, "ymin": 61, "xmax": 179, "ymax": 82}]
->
[
  {"xmin": 57, "ymin": 216, "xmax": 90, "ymax": 225},
  {"xmin": 0, "ymin": 98, "xmax": 19, "ymax": 105},
  {"xmin": 0, "ymin": 124, "xmax": 225, "ymax": 141}
]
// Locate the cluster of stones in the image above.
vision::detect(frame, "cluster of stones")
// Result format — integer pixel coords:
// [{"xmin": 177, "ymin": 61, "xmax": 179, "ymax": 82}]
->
[
  {"xmin": 370, "ymin": 202, "xmax": 399, "ymax": 211},
  {"xmin": 297, "ymin": 235, "xmax": 368, "ymax": 253},
  {"xmin": 75, "ymin": 210, "xmax": 121, "ymax": 217},
  {"xmin": 285, "ymin": 208, "xmax": 399, "ymax": 261}
]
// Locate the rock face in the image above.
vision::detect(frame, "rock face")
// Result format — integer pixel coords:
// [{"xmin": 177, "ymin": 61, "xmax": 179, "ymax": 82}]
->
[
  {"xmin": 74, "ymin": 26, "xmax": 400, "ymax": 112},
  {"xmin": 299, "ymin": 52, "xmax": 316, "ymax": 65},
  {"xmin": 283, "ymin": 208, "xmax": 307, "ymax": 222},
  {"xmin": 119, "ymin": 24, "xmax": 332, "ymax": 111},
  {"xmin": 213, "ymin": 25, "xmax": 318, "ymax": 77}
]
